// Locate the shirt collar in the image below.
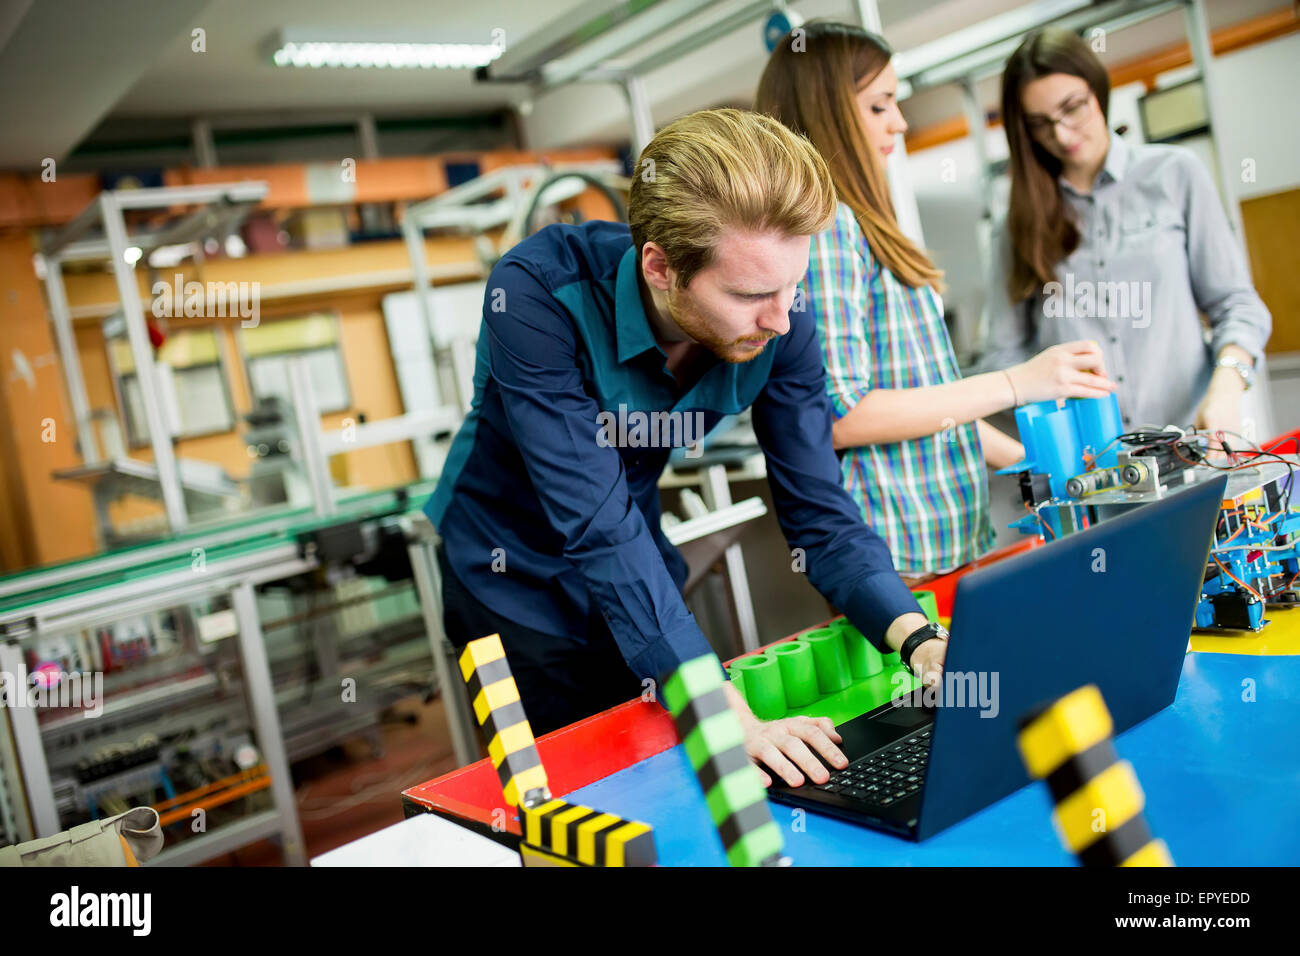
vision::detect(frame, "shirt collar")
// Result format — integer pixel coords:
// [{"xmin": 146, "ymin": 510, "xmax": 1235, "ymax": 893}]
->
[
  {"xmin": 615, "ymin": 244, "xmax": 660, "ymax": 364},
  {"xmin": 1059, "ymin": 130, "xmax": 1128, "ymax": 195}
]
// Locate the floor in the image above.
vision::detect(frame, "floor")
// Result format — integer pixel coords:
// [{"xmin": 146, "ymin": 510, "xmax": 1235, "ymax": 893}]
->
[{"xmin": 202, "ymin": 694, "xmax": 462, "ymax": 866}]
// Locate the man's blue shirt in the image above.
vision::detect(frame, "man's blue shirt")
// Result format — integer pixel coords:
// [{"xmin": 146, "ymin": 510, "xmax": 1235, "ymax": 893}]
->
[{"xmin": 425, "ymin": 220, "xmax": 920, "ymax": 681}]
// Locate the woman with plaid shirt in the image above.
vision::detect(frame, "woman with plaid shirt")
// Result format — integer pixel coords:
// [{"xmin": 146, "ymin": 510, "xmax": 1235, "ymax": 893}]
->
[{"xmin": 757, "ymin": 21, "xmax": 1117, "ymax": 579}]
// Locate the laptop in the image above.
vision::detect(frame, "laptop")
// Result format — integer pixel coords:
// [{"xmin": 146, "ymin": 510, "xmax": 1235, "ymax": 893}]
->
[{"xmin": 768, "ymin": 474, "xmax": 1228, "ymax": 841}]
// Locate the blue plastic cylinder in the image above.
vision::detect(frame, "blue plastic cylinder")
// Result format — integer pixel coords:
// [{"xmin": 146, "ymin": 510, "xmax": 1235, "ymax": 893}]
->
[
  {"xmin": 1035, "ymin": 409, "xmax": 1083, "ymax": 500},
  {"xmin": 1013, "ymin": 402, "xmax": 1051, "ymax": 471},
  {"xmin": 1073, "ymin": 394, "xmax": 1124, "ymax": 469}
]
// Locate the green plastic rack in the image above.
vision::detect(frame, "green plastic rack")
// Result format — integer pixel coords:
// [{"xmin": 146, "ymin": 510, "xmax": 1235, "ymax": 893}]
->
[{"xmin": 726, "ymin": 590, "xmax": 940, "ymax": 726}]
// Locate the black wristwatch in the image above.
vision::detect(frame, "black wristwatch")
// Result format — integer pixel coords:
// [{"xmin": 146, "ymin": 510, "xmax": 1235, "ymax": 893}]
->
[{"xmin": 899, "ymin": 622, "xmax": 949, "ymax": 674}]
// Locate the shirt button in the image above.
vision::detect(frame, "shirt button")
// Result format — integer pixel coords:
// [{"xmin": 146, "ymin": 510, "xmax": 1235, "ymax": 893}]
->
[
  {"xmin": 1123, "ymin": 416, "xmax": 1132, "ymax": 425},
  {"xmin": 1098, "ymin": 260, "xmax": 1105, "ymax": 267},
  {"xmin": 1109, "ymin": 336, "xmax": 1118, "ymax": 343},
  {"xmin": 1117, "ymin": 375, "xmax": 1125, "ymax": 383}
]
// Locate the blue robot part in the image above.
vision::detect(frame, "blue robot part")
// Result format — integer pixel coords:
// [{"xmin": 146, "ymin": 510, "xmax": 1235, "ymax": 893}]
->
[
  {"xmin": 1197, "ymin": 486, "xmax": 1300, "ymax": 630},
  {"xmin": 999, "ymin": 394, "xmax": 1124, "ymax": 540}
]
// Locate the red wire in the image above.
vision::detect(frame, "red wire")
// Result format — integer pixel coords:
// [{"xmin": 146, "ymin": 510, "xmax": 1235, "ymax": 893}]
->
[
  {"xmin": 1213, "ymin": 554, "xmax": 1263, "ymax": 601},
  {"xmin": 1025, "ymin": 502, "xmax": 1054, "ymax": 540}
]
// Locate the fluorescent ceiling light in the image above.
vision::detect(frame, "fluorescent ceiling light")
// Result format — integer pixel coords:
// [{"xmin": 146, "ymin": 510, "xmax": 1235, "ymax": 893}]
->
[{"xmin": 269, "ymin": 39, "xmax": 503, "ymax": 70}]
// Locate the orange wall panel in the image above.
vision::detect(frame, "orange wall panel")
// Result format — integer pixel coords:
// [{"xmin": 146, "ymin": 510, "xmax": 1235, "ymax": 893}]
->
[{"xmin": 0, "ymin": 233, "xmax": 98, "ymax": 568}]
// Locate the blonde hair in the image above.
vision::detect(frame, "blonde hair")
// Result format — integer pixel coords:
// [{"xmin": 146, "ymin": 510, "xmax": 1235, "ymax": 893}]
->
[{"xmin": 629, "ymin": 108, "xmax": 837, "ymax": 288}]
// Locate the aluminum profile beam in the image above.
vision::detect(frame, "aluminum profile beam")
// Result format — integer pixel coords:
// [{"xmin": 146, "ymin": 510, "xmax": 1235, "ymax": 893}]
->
[
  {"xmin": 39, "ymin": 253, "xmax": 99, "ymax": 463},
  {"xmin": 896, "ymin": 0, "xmax": 1181, "ymax": 93},
  {"xmin": 1184, "ymin": 0, "xmax": 1245, "ymax": 242},
  {"xmin": 538, "ymin": 0, "xmax": 734, "ymax": 88},
  {"xmin": 481, "ymin": 0, "xmax": 671, "ymax": 83},
  {"xmin": 0, "ymin": 542, "xmax": 310, "ymax": 632},
  {"xmin": 231, "ymin": 582, "xmax": 307, "ymax": 866},
  {"xmin": 41, "ymin": 195, "xmax": 104, "ymax": 259},
  {"xmin": 109, "ymin": 182, "xmax": 266, "ymax": 210},
  {"xmin": 0, "ymin": 641, "xmax": 59, "ymax": 837},
  {"xmin": 624, "ymin": 0, "xmax": 778, "ymax": 77},
  {"xmin": 147, "ymin": 810, "xmax": 283, "ymax": 867},
  {"xmin": 99, "ymin": 191, "xmax": 187, "ymax": 531},
  {"xmin": 287, "ymin": 357, "xmax": 336, "ymax": 518},
  {"xmin": 893, "ymin": 0, "xmax": 1092, "ymax": 81}
]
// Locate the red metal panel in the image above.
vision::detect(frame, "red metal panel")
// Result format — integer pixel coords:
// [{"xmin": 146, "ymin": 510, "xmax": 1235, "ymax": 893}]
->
[
  {"xmin": 925, "ymin": 537, "xmax": 1041, "ymax": 618},
  {"xmin": 402, "ymin": 698, "xmax": 679, "ymax": 834}
]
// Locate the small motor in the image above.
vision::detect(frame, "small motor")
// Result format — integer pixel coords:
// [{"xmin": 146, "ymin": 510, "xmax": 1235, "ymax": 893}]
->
[
  {"xmin": 1065, "ymin": 461, "xmax": 1151, "ymax": 499},
  {"xmin": 1120, "ymin": 460, "xmax": 1151, "ymax": 487}
]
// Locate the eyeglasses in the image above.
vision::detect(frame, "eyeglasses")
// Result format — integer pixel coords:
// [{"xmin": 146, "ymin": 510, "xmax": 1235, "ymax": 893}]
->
[{"xmin": 1025, "ymin": 95, "xmax": 1093, "ymax": 137}]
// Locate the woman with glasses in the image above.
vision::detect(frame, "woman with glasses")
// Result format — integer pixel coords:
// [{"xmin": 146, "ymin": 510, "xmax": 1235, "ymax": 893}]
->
[
  {"xmin": 756, "ymin": 21, "xmax": 1115, "ymax": 583},
  {"xmin": 983, "ymin": 27, "xmax": 1271, "ymax": 437}
]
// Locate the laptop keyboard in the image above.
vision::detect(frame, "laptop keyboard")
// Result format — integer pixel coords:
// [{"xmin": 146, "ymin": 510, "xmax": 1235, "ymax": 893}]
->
[{"xmin": 812, "ymin": 728, "xmax": 932, "ymax": 808}]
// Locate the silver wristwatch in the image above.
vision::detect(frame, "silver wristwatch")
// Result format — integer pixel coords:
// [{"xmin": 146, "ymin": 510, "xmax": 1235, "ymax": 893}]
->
[{"xmin": 1216, "ymin": 356, "xmax": 1255, "ymax": 390}]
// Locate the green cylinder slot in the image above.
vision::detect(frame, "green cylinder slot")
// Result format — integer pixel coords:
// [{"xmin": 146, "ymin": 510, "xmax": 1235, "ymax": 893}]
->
[
  {"xmin": 804, "ymin": 628, "xmax": 851, "ymax": 695},
  {"xmin": 837, "ymin": 620, "xmax": 883, "ymax": 679},
  {"xmin": 726, "ymin": 663, "xmax": 745, "ymax": 701},
  {"xmin": 771, "ymin": 639, "xmax": 818, "ymax": 707},
  {"xmin": 728, "ymin": 653, "xmax": 785, "ymax": 719}
]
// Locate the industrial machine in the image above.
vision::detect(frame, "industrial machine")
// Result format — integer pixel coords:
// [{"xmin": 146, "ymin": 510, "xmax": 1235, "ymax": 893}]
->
[
  {"xmin": 1001, "ymin": 395, "xmax": 1299, "ymax": 632},
  {"xmin": 0, "ymin": 483, "xmax": 443, "ymax": 865}
]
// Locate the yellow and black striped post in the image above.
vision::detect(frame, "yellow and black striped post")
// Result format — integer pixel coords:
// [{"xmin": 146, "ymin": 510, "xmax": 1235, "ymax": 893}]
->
[
  {"xmin": 458, "ymin": 634, "xmax": 550, "ymax": 809},
  {"xmin": 1016, "ymin": 684, "xmax": 1173, "ymax": 867},
  {"xmin": 520, "ymin": 799, "xmax": 657, "ymax": 867}
]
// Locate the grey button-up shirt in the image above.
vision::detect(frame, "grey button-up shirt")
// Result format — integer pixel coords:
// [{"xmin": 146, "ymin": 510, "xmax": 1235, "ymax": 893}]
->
[{"xmin": 979, "ymin": 132, "xmax": 1271, "ymax": 430}]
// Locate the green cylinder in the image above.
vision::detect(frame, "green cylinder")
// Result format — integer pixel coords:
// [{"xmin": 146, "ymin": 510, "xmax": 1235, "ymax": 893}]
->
[
  {"xmin": 804, "ymin": 628, "xmax": 851, "ymax": 695},
  {"xmin": 728, "ymin": 653, "xmax": 785, "ymax": 719},
  {"xmin": 772, "ymin": 639, "xmax": 818, "ymax": 707},
  {"xmin": 913, "ymin": 589, "xmax": 939, "ymax": 624},
  {"xmin": 837, "ymin": 621, "xmax": 883, "ymax": 679},
  {"xmin": 726, "ymin": 663, "xmax": 744, "ymax": 701}
]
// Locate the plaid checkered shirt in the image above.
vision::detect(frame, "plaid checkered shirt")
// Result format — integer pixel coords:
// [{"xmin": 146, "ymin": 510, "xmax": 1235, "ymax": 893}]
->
[{"xmin": 803, "ymin": 202, "xmax": 995, "ymax": 574}]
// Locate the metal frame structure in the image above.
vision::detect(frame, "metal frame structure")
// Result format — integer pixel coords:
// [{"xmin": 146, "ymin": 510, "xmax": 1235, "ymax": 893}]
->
[
  {"xmin": 1, "ymin": 343, "xmax": 464, "ymax": 848},
  {"xmin": 39, "ymin": 183, "xmax": 464, "ymax": 539},
  {"xmin": 39, "ymin": 182, "xmax": 270, "ymax": 534},
  {"xmin": 0, "ymin": 539, "xmax": 314, "ymax": 863},
  {"xmin": 401, "ymin": 161, "xmax": 624, "ymax": 412},
  {"xmin": 0, "ymin": 472, "xmax": 459, "ymax": 862},
  {"xmin": 280, "ymin": 354, "xmax": 462, "ymax": 518}
]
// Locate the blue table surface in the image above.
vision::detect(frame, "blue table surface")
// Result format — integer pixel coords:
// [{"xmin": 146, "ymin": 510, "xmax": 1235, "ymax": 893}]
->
[{"xmin": 566, "ymin": 653, "xmax": 1300, "ymax": 866}]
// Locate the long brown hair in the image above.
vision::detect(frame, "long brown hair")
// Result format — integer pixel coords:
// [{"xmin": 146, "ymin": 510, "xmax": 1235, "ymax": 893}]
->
[
  {"xmin": 755, "ymin": 20, "xmax": 942, "ymax": 292},
  {"xmin": 1001, "ymin": 28, "xmax": 1111, "ymax": 302}
]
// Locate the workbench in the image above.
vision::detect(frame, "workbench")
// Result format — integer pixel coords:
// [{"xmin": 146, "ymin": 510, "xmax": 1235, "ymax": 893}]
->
[{"xmin": 402, "ymin": 538, "xmax": 1300, "ymax": 866}]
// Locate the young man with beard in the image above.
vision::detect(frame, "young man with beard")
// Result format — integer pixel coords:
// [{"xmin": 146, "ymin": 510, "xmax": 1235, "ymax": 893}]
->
[{"xmin": 425, "ymin": 108, "xmax": 942, "ymax": 787}]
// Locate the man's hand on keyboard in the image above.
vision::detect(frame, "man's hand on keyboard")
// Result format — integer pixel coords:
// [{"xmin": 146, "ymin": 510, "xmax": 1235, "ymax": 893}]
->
[{"xmin": 722, "ymin": 681, "xmax": 847, "ymax": 787}]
